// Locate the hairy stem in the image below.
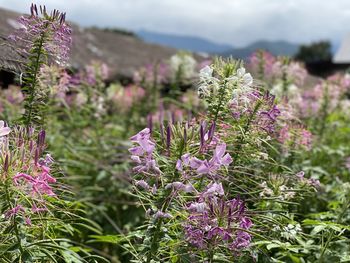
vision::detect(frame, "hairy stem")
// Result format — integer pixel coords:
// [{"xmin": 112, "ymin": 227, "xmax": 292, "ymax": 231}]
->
[
  {"xmin": 5, "ymin": 183, "xmax": 24, "ymax": 255},
  {"xmin": 23, "ymin": 29, "xmax": 47, "ymax": 127}
]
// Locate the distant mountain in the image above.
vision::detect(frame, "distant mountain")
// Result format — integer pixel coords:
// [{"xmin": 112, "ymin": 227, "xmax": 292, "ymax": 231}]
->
[
  {"xmin": 137, "ymin": 30, "xmax": 233, "ymax": 54},
  {"xmin": 137, "ymin": 31, "xmax": 301, "ymax": 58},
  {"xmin": 222, "ymin": 40, "xmax": 300, "ymax": 59}
]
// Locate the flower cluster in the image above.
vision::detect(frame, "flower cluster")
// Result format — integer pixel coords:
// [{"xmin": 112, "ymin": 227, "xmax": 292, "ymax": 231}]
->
[
  {"xmin": 106, "ymin": 84, "xmax": 146, "ymax": 112},
  {"xmin": 129, "ymin": 128, "xmax": 161, "ymax": 174},
  {"xmin": 230, "ymin": 91, "xmax": 281, "ymax": 134},
  {"xmin": 278, "ymin": 124, "xmax": 312, "ymax": 151},
  {"xmin": 169, "ymin": 53, "xmax": 197, "ymax": 83},
  {"xmin": 185, "ymin": 182, "xmax": 252, "ymax": 251},
  {"xmin": 13, "ymin": 162, "xmax": 56, "ymax": 198},
  {"xmin": 9, "ymin": 4, "xmax": 72, "ymax": 65},
  {"xmin": 84, "ymin": 61, "xmax": 110, "ymax": 85},
  {"xmin": 198, "ymin": 64, "xmax": 253, "ymax": 101},
  {"xmin": 248, "ymin": 50, "xmax": 276, "ymax": 77},
  {"xmin": 38, "ymin": 65, "xmax": 71, "ymax": 99},
  {"xmin": 1, "ymin": 126, "xmax": 58, "ymax": 224},
  {"xmin": 176, "ymin": 143, "xmax": 232, "ymax": 179},
  {"xmin": 133, "ymin": 62, "xmax": 168, "ymax": 86}
]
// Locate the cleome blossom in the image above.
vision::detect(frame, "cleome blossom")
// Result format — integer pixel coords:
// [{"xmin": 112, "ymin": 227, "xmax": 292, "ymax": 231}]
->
[
  {"xmin": 129, "ymin": 128, "xmax": 161, "ymax": 174},
  {"xmin": 9, "ymin": 4, "xmax": 72, "ymax": 65},
  {"xmin": 13, "ymin": 164, "xmax": 57, "ymax": 198},
  {"xmin": 1, "ymin": 125, "xmax": 58, "ymax": 223},
  {"xmin": 176, "ymin": 143, "xmax": 232, "ymax": 178},
  {"xmin": 184, "ymin": 182, "xmax": 253, "ymax": 251}
]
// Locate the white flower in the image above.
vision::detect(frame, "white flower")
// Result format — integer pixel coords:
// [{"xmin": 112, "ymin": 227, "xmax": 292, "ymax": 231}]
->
[
  {"xmin": 169, "ymin": 53, "xmax": 197, "ymax": 80},
  {"xmin": 199, "ymin": 65, "xmax": 213, "ymax": 80},
  {"xmin": 242, "ymin": 72, "xmax": 253, "ymax": 88},
  {"xmin": 237, "ymin": 67, "xmax": 246, "ymax": 77},
  {"xmin": 227, "ymin": 67, "xmax": 253, "ymax": 88}
]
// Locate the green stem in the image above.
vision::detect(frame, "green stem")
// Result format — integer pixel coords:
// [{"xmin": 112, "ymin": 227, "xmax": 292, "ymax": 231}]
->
[
  {"xmin": 146, "ymin": 136, "xmax": 186, "ymax": 262},
  {"xmin": 4, "ymin": 183, "xmax": 24, "ymax": 255},
  {"xmin": 212, "ymin": 81, "xmax": 227, "ymax": 123},
  {"xmin": 232, "ymin": 100, "xmax": 262, "ymax": 161},
  {"xmin": 24, "ymin": 29, "xmax": 47, "ymax": 127},
  {"xmin": 208, "ymin": 250, "xmax": 214, "ymax": 263}
]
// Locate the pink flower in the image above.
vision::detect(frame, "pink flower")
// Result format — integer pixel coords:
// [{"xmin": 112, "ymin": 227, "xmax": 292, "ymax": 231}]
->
[
  {"xmin": 13, "ymin": 173, "xmax": 36, "ymax": 185},
  {"xmin": 13, "ymin": 171, "xmax": 56, "ymax": 197},
  {"xmin": 4, "ymin": 205, "xmax": 25, "ymax": 219},
  {"xmin": 31, "ymin": 204, "xmax": 48, "ymax": 213},
  {"xmin": 278, "ymin": 125, "xmax": 290, "ymax": 144}
]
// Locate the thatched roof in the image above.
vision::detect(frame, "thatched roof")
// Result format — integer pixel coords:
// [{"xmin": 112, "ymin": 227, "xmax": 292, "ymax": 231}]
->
[
  {"xmin": 0, "ymin": 7, "xmax": 187, "ymax": 79},
  {"xmin": 0, "ymin": 35, "xmax": 25, "ymax": 74}
]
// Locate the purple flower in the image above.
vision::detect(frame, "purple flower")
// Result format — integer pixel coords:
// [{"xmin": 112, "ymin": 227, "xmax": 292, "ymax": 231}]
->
[
  {"xmin": 195, "ymin": 143, "xmax": 232, "ymax": 177},
  {"xmin": 129, "ymin": 128, "xmax": 161, "ymax": 175},
  {"xmin": 135, "ymin": 180, "xmax": 150, "ymax": 190},
  {"xmin": 296, "ymin": 171, "xmax": 305, "ymax": 180},
  {"xmin": 165, "ymin": 181, "xmax": 195, "ymax": 193},
  {"xmin": 4, "ymin": 205, "xmax": 25, "ymax": 219},
  {"xmin": 184, "ymin": 188, "xmax": 252, "ymax": 252},
  {"xmin": 230, "ymin": 91, "xmax": 281, "ymax": 134},
  {"xmin": 201, "ymin": 182, "xmax": 224, "ymax": 198},
  {"xmin": 231, "ymin": 231, "xmax": 252, "ymax": 250},
  {"xmin": 212, "ymin": 143, "xmax": 233, "ymax": 166},
  {"xmin": 188, "ymin": 202, "xmax": 207, "ymax": 212},
  {"xmin": 9, "ymin": 4, "xmax": 72, "ymax": 65},
  {"xmin": 189, "ymin": 157, "xmax": 204, "ymax": 169},
  {"xmin": 176, "ymin": 144, "xmax": 232, "ymax": 178},
  {"xmin": 308, "ymin": 178, "xmax": 320, "ymax": 188}
]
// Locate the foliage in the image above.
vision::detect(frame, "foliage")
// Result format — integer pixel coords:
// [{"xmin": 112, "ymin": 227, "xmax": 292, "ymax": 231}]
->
[
  {"xmin": 295, "ymin": 41, "xmax": 332, "ymax": 63},
  {"xmin": 0, "ymin": 5, "xmax": 349, "ymax": 263}
]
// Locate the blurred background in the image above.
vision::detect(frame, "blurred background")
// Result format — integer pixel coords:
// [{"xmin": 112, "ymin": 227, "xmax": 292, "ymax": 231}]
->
[
  {"xmin": 0, "ymin": 1, "xmax": 350, "ymax": 262},
  {"xmin": 1, "ymin": 0, "xmax": 350, "ymax": 84}
]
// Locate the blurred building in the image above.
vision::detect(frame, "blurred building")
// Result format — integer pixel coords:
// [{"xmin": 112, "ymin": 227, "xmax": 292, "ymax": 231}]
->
[{"xmin": 334, "ymin": 34, "xmax": 350, "ymax": 64}]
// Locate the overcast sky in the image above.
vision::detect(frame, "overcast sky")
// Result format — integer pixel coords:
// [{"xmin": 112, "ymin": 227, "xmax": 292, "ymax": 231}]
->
[{"xmin": 0, "ymin": 0, "xmax": 349, "ymax": 47}]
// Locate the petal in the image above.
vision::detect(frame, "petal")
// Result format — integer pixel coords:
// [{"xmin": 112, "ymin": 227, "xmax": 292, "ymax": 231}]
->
[
  {"xmin": 0, "ymin": 127, "xmax": 11, "ymax": 137},
  {"xmin": 215, "ymin": 143, "xmax": 226, "ymax": 159},
  {"xmin": 221, "ymin": 153, "xmax": 233, "ymax": 166},
  {"xmin": 196, "ymin": 161, "xmax": 210, "ymax": 174},
  {"xmin": 189, "ymin": 157, "xmax": 203, "ymax": 169},
  {"xmin": 237, "ymin": 67, "xmax": 246, "ymax": 77}
]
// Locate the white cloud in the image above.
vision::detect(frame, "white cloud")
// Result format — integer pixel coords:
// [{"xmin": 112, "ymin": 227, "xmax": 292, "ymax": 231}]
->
[{"xmin": 0, "ymin": 0, "xmax": 349, "ymax": 46}]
